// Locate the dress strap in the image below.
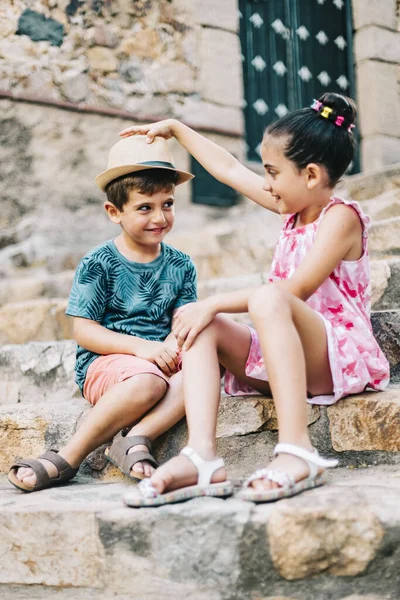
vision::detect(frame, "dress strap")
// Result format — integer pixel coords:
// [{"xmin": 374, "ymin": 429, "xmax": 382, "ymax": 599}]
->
[{"xmin": 317, "ymin": 196, "xmax": 370, "ymax": 251}]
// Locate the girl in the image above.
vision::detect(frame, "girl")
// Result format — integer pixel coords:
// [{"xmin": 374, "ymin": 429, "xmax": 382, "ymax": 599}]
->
[{"xmin": 120, "ymin": 93, "xmax": 390, "ymax": 506}]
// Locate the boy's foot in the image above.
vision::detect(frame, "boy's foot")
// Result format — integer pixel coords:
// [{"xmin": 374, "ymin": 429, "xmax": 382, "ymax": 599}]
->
[
  {"xmin": 126, "ymin": 442, "xmax": 156, "ymax": 478},
  {"xmin": 9, "ymin": 450, "xmax": 79, "ymax": 493},
  {"xmin": 105, "ymin": 434, "xmax": 159, "ymax": 480},
  {"xmin": 16, "ymin": 458, "xmax": 60, "ymax": 487}
]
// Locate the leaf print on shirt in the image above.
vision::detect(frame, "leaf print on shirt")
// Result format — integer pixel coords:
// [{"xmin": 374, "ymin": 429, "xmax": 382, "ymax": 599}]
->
[{"xmin": 136, "ymin": 271, "xmax": 167, "ymax": 306}]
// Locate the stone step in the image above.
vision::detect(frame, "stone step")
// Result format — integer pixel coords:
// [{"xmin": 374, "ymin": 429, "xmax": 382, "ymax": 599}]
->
[
  {"xmin": 0, "ymin": 307, "xmax": 398, "ymax": 408},
  {"xmin": 0, "ymin": 465, "xmax": 399, "ymax": 599},
  {"xmin": 1, "ymin": 386, "xmax": 399, "ymax": 482},
  {"xmin": 0, "ymin": 261, "xmax": 399, "ymax": 343},
  {"xmin": 198, "ymin": 258, "xmax": 400, "ymax": 311}
]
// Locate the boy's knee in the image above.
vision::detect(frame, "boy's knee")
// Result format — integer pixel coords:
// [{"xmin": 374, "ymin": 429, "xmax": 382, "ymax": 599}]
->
[
  {"xmin": 249, "ymin": 285, "xmax": 290, "ymax": 320},
  {"xmin": 126, "ymin": 373, "xmax": 167, "ymax": 404}
]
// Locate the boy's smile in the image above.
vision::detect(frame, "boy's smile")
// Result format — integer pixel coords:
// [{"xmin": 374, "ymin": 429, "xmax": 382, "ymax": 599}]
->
[{"xmin": 105, "ymin": 188, "xmax": 175, "ymax": 260}]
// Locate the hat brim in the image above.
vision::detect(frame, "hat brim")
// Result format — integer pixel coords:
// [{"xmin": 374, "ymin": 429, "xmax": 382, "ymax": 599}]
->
[{"xmin": 95, "ymin": 164, "xmax": 194, "ymax": 191}]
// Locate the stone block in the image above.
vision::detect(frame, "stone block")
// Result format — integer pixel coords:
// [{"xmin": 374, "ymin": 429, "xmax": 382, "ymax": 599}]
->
[
  {"xmin": 372, "ymin": 259, "xmax": 400, "ymax": 311},
  {"xmin": 144, "ymin": 60, "xmax": 196, "ymax": 94},
  {"xmin": 356, "ymin": 61, "xmax": 400, "ymax": 138},
  {"xmin": 354, "ymin": 26, "xmax": 400, "ymax": 64},
  {"xmin": 17, "ymin": 9, "xmax": 64, "ymax": 47},
  {"xmin": 267, "ymin": 489, "xmax": 384, "ymax": 579},
  {"xmin": 368, "ymin": 216, "xmax": 400, "ymax": 256},
  {"xmin": 170, "ymin": 96, "xmax": 244, "ymax": 135},
  {"xmin": 199, "ymin": 28, "xmax": 243, "ymax": 107},
  {"xmin": 0, "ymin": 340, "xmax": 78, "ymax": 405},
  {"xmin": 362, "ymin": 136, "xmax": 400, "ymax": 171},
  {"xmin": 352, "ymin": 0, "xmax": 397, "ymax": 30},
  {"xmin": 0, "ymin": 298, "xmax": 72, "ymax": 344},
  {"xmin": 0, "ymin": 403, "xmax": 86, "ymax": 473},
  {"xmin": 0, "ymin": 508, "xmax": 104, "ymax": 587},
  {"xmin": 343, "ymin": 163, "xmax": 400, "ymax": 201},
  {"xmin": 61, "ymin": 71, "xmax": 89, "ymax": 103},
  {"xmin": 371, "ymin": 310, "xmax": 400, "ymax": 382},
  {"xmin": 118, "ymin": 28, "xmax": 163, "ymax": 60},
  {"xmin": 327, "ymin": 388, "xmax": 400, "ymax": 452},
  {"xmin": 193, "ymin": 0, "xmax": 238, "ymax": 32},
  {"xmin": 87, "ymin": 46, "xmax": 118, "ymax": 73}
]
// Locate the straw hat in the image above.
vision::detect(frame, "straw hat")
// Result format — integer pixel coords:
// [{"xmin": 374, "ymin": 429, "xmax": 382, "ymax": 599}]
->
[{"xmin": 95, "ymin": 135, "xmax": 194, "ymax": 191}]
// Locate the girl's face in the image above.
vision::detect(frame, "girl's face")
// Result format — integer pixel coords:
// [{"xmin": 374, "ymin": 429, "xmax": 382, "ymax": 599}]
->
[{"xmin": 261, "ymin": 136, "xmax": 309, "ymax": 214}]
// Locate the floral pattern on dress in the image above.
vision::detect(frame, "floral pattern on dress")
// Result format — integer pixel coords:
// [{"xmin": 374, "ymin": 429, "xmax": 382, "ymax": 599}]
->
[{"xmin": 224, "ymin": 197, "xmax": 390, "ymax": 405}]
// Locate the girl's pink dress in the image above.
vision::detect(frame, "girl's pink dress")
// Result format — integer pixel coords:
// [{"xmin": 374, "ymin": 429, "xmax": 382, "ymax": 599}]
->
[{"xmin": 224, "ymin": 197, "xmax": 390, "ymax": 405}]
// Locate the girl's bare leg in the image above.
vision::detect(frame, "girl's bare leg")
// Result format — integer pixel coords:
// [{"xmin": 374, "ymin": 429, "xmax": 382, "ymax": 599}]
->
[
  {"xmin": 150, "ymin": 316, "xmax": 270, "ymax": 493},
  {"xmin": 16, "ymin": 372, "xmax": 184, "ymax": 486},
  {"xmin": 247, "ymin": 285, "xmax": 333, "ymax": 490}
]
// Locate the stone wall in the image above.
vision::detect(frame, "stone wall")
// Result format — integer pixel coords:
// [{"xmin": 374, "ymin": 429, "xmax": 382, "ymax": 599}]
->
[
  {"xmin": 353, "ymin": 0, "xmax": 400, "ymax": 169},
  {"xmin": 0, "ymin": 0, "xmax": 243, "ymax": 133}
]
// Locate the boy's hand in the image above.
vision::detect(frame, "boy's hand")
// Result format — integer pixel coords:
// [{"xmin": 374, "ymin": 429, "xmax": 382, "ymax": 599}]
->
[
  {"xmin": 172, "ymin": 300, "xmax": 216, "ymax": 351},
  {"xmin": 119, "ymin": 119, "xmax": 177, "ymax": 143},
  {"xmin": 135, "ymin": 339, "xmax": 180, "ymax": 377}
]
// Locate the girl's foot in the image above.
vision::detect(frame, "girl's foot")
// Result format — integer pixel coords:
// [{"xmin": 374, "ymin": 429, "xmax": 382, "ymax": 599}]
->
[
  {"xmin": 148, "ymin": 451, "xmax": 227, "ymax": 495},
  {"xmin": 249, "ymin": 452, "xmax": 324, "ymax": 491}
]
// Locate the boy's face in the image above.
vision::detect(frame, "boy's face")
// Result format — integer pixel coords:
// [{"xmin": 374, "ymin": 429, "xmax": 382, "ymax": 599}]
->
[{"xmin": 105, "ymin": 187, "xmax": 175, "ymax": 248}]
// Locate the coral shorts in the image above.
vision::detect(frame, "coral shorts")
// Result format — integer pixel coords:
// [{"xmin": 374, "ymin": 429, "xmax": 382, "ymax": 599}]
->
[{"xmin": 83, "ymin": 354, "xmax": 170, "ymax": 406}]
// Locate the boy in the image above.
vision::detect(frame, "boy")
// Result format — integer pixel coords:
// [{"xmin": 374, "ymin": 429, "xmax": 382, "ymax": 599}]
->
[{"xmin": 8, "ymin": 135, "xmax": 196, "ymax": 492}]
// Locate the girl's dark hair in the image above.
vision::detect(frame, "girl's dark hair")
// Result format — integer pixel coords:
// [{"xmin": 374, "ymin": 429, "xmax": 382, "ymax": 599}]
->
[
  {"xmin": 265, "ymin": 93, "xmax": 357, "ymax": 186},
  {"xmin": 106, "ymin": 168, "xmax": 179, "ymax": 211}
]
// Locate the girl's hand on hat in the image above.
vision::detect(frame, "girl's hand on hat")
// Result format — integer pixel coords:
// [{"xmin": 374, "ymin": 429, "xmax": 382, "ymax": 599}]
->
[
  {"xmin": 119, "ymin": 119, "xmax": 177, "ymax": 144},
  {"xmin": 172, "ymin": 300, "xmax": 217, "ymax": 352}
]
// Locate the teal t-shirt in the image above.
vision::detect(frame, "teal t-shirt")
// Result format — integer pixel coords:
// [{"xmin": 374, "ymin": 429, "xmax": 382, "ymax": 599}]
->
[{"xmin": 66, "ymin": 240, "xmax": 197, "ymax": 392}]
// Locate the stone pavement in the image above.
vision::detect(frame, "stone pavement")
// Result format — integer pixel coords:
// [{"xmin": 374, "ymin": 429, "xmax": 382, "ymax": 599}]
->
[{"xmin": 0, "ymin": 466, "xmax": 399, "ymax": 599}]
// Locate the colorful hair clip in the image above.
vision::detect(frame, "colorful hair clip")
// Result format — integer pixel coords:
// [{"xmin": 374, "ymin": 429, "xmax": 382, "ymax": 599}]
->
[
  {"xmin": 321, "ymin": 106, "xmax": 333, "ymax": 119},
  {"xmin": 335, "ymin": 116, "xmax": 344, "ymax": 127},
  {"xmin": 311, "ymin": 99, "xmax": 323, "ymax": 112},
  {"xmin": 348, "ymin": 124, "xmax": 355, "ymax": 132}
]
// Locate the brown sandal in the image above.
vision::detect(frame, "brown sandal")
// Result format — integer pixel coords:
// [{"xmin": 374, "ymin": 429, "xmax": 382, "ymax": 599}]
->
[
  {"xmin": 104, "ymin": 435, "xmax": 159, "ymax": 481},
  {"xmin": 8, "ymin": 449, "xmax": 79, "ymax": 493}
]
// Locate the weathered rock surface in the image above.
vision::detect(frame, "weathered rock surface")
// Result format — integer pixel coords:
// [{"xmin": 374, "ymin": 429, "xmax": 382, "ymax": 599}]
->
[
  {"xmin": 368, "ymin": 216, "xmax": 400, "ymax": 257},
  {"xmin": 0, "ymin": 402, "xmax": 86, "ymax": 473},
  {"xmin": 0, "ymin": 465, "xmax": 399, "ymax": 599},
  {"xmin": 0, "ymin": 340, "xmax": 78, "ymax": 405},
  {"xmin": 327, "ymin": 388, "xmax": 400, "ymax": 452},
  {"xmin": 267, "ymin": 490, "xmax": 384, "ymax": 579},
  {"xmin": 2, "ymin": 387, "xmax": 399, "ymax": 479},
  {"xmin": 0, "ymin": 298, "xmax": 71, "ymax": 344},
  {"xmin": 371, "ymin": 309, "xmax": 400, "ymax": 383}
]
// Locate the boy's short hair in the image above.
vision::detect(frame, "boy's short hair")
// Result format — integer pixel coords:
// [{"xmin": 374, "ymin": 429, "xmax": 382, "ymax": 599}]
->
[{"xmin": 106, "ymin": 168, "xmax": 180, "ymax": 211}]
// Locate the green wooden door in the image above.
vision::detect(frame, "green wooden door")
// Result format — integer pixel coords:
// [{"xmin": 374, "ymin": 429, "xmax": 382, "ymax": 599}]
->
[{"xmin": 239, "ymin": 0, "xmax": 358, "ymax": 171}]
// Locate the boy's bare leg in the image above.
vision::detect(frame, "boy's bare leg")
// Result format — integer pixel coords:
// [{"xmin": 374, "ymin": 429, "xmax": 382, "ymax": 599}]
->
[
  {"xmin": 16, "ymin": 371, "xmax": 184, "ymax": 486},
  {"xmin": 126, "ymin": 370, "xmax": 185, "ymax": 476},
  {"xmin": 149, "ymin": 316, "xmax": 270, "ymax": 493}
]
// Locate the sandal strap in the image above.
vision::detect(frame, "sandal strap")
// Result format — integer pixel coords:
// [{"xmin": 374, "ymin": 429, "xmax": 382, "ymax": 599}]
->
[
  {"xmin": 10, "ymin": 458, "xmax": 52, "ymax": 487},
  {"xmin": 9, "ymin": 450, "xmax": 78, "ymax": 490},
  {"xmin": 274, "ymin": 443, "xmax": 338, "ymax": 479},
  {"xmin": 180, "ymin": 446, "xmax": 224, "ymax": 487},
  {"xmin": 138, "ymin": 478, "xmax": 158, "ymax": 499},
  {"xmin": 122, "ymin": 451, "xmax": 159, "ymax": 472},
  {"xmin": 115, "ymin": 435, "xmax": 153, "ymax": 454},
  {"xmin": 244, "ymin": 468, "xmax": 295, "ymax": 489}
]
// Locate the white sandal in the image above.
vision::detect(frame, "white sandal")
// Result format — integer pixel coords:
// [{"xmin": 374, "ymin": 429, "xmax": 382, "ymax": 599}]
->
[
  {"xmin": 124, "ymin": 446, "xmax": 233, "ymax": 507},
  {"xmin": 236, "ymin": 443, "xmax": 339, "ymax": 503}
]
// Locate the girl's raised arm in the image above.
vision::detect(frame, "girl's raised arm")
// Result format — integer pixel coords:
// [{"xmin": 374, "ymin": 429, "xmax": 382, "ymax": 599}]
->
[{"xmin": 119, "ymin": 119, "xmax": 278, "ymax": 214}]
